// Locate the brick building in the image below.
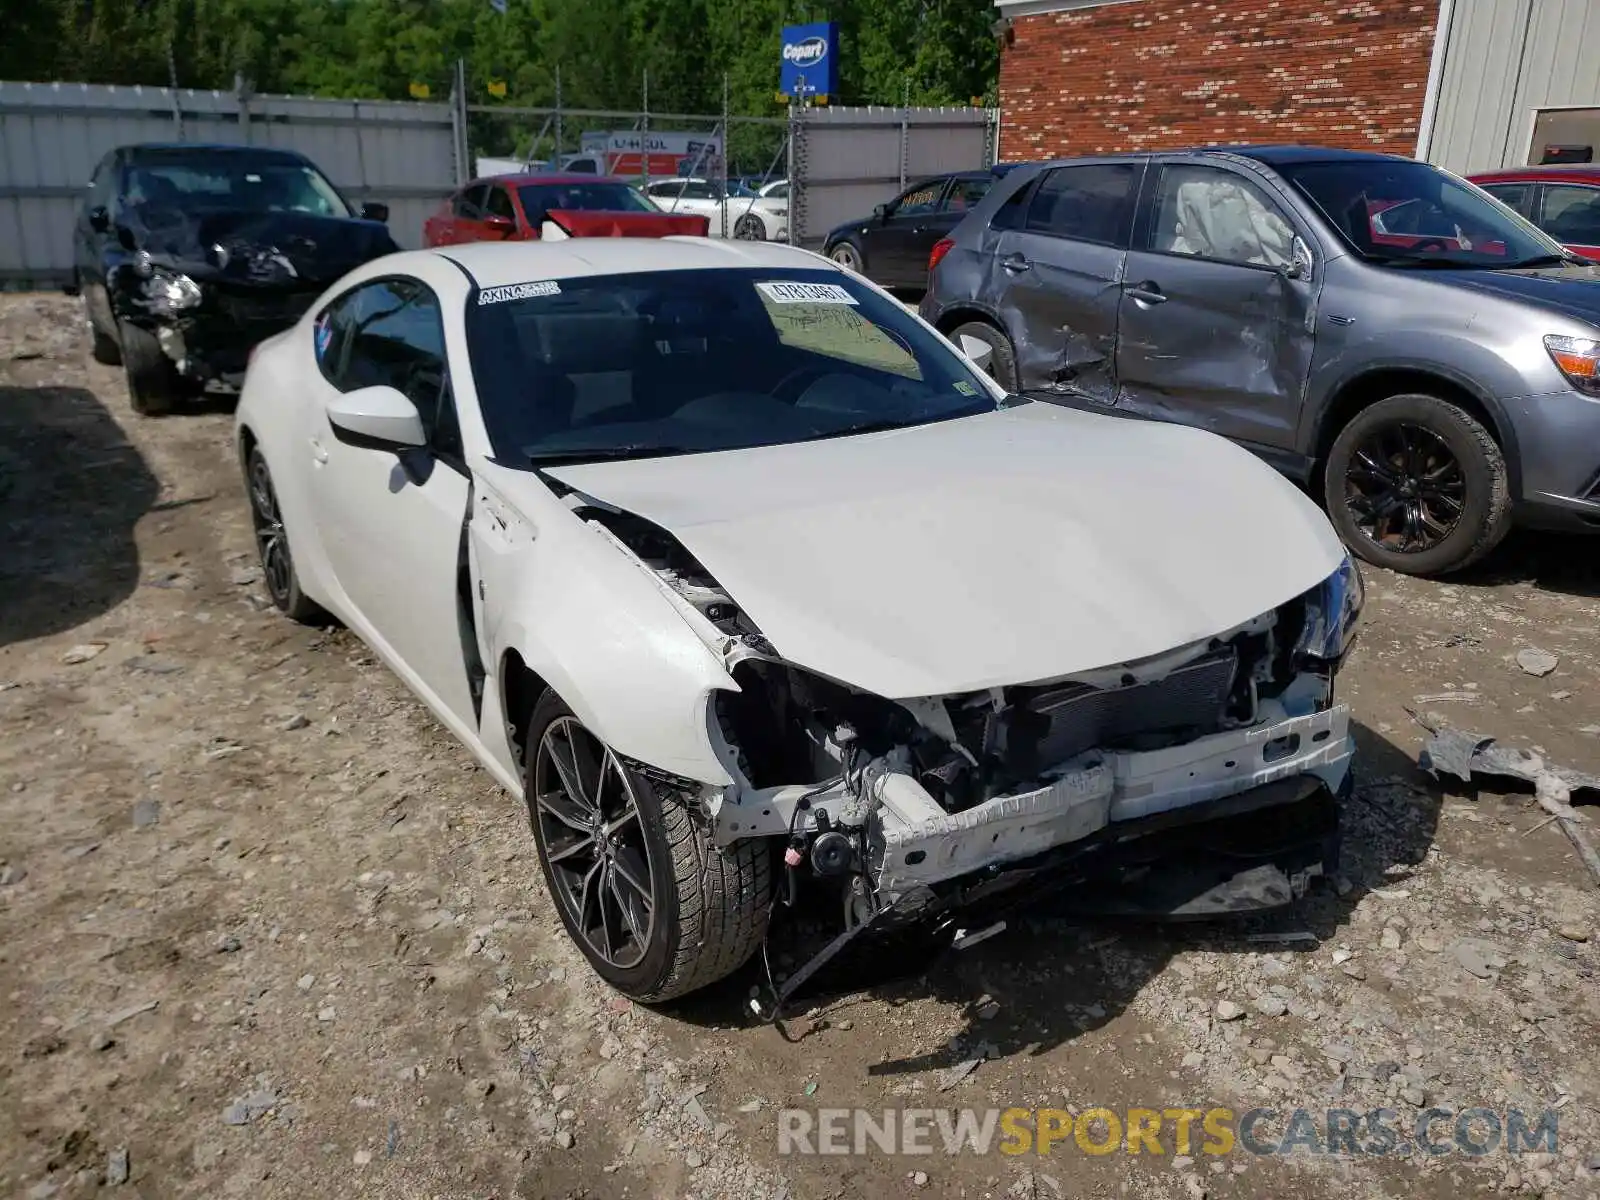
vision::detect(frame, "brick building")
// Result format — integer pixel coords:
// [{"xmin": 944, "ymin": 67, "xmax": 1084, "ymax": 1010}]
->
[{"xmin": 992, "ymin": 0, "xmax": 1600, "ymax": 174}]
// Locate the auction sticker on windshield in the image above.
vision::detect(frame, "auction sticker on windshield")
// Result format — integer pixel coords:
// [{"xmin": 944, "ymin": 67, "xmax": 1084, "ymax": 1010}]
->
[
  {"xmin": 757, "ymin": 281, "xmax": 858, "ymax": 305},
  {"xmin": 479, "ymin": 280, "xmax": 562, "ymax": 305}
]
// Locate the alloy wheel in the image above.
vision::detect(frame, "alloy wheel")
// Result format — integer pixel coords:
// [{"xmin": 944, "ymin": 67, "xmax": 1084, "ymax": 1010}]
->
[
  {"xmin": 533, "ymin": 717, "xmax": 657, "ymax": 970},
  {"xmin": 247, "ymin": 453, "xmax": 295, "ymax": 607},
  {"xmin": 1343, "ymin": 422, "xmax": 1466, "ymax": 553}
]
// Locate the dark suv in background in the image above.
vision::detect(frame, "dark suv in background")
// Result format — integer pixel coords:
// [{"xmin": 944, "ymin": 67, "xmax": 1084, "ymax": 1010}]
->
[{"xmin": 922, "ymin": 146, "xmax": 1600, "ymax": 576}]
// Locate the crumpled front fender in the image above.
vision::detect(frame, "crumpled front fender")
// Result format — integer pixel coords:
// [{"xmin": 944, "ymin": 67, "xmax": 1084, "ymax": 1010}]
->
[{"xmin": 475, "ymin": 470, "xmax": 738, "ymax": 787}]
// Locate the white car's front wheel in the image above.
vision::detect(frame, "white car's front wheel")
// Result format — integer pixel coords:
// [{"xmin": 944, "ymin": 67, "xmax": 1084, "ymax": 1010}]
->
[
  {"xmin": 525, "ymin": 691, "xmax": 772, "ymax": 1002},
  {"xmin": 733, "ymin": 213, "xmax": 766, "ymax": 241}
]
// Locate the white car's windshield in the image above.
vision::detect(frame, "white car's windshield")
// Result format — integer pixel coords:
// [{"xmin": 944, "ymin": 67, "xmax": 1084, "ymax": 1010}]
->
[
  {"xmin": 1279, "ymin": 158, "xmax": 1569, "ymax": 268},
  {"xmin": 465, "ymin": 268, "xmax": 1003, "ymax": 464}
]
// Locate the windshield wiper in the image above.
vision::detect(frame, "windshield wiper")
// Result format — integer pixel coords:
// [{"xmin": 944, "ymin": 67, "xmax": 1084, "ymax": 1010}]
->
[
  {"xmin": 1503, "ymin": 253, "xmax": 1583, "ymax": 269},
  {"xmin": 792, "ymin": 408, "xmax": 993, "ymax": 444},
  {"xmin": 525, "ymin": 444, "xmax": 696, "ymax": 466},
  {"xmin": 1376, "ymin": 255, "xmax": 1481, "ymax": 269}
]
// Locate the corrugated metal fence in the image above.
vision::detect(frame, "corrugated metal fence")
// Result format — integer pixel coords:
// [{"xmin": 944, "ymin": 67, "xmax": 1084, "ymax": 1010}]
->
[
  {"xmin": 0, "ymin": 80, "xmax": 458, "ymax": 288},
  {"xmin": 792, "ymin": 106, "xmax": 998, "ymax": 248},
  {"xmin": 0, "ymin": 76, "xmax": 997, "ymax": 288}
]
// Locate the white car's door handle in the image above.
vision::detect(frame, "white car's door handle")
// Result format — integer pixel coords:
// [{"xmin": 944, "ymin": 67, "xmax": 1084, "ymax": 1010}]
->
[{"xmin": 310, "ymin": 437, "xmax": 329, "ymax": 465}]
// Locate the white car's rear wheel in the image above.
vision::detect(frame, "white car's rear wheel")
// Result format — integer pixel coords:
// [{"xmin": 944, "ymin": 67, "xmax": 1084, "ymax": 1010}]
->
[
  {"xmin": 526, "ymin": 691, "xmax": 772, "ymax": 1002},
  {"xmin": 245, "ymin": 446, "xmax": 322, "ymax": 623}
]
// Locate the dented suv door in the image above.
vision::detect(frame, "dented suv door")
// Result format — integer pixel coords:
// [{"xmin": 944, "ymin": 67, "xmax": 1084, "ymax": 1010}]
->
[
  {"xmin": 1114, "ymin": 160, "xmax": 1319, "ymax": 450},
  {"xmin": 990, "ymin": 160, "xmax": 1144, "ymax": 405}
]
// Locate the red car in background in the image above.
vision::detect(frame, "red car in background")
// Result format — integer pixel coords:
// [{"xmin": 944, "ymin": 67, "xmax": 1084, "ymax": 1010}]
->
[
  {"xmin": 1468, "ymin": 166, "xmax": 1600, "ymax": 261},
  {"xmin": 423, "ymin": 173, "xmax": 709, "ymax": 246}
]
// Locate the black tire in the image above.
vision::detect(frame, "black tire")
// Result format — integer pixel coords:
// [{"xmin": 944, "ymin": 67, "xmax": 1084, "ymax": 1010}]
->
[
  {"xmin": 733, "ymin": 213, "xmax": 766, "ymax": 241},
  {"xmin": 829, "ymin": 241, "xmax": 864, "ymax": 273},
  {"xmin": 84, "ymin": 289, "xmax": 121, "ymax": 366},
  {"xmin": 1324, "ymin": 392, "xmax": 1511, "ymax": 577},
  {"xmin": 244, "ymin": 445, "xmax": 323, "ymax": 623},
  {"xmin": 949, "ymin": 320, "xmax": 1019, "ymax": 393},
  {"xmin": 118, "ymin": 320, "xmax": 181, "ymax": 416},
  {"xmin": 525, "ymin": 690, "xmax": 772, "ymax": 1003}
]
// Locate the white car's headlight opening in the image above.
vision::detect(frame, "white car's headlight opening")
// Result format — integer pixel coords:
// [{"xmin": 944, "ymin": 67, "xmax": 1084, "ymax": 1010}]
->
[{"xmin": 1293, "ymin": 554, "xmax": 1365, "ymax": 666}]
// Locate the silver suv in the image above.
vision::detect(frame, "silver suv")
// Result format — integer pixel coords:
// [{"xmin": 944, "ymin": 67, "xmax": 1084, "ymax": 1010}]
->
[{"xmin": 921, "ymin": 146, "xmax": 1600, "ymax": 576}]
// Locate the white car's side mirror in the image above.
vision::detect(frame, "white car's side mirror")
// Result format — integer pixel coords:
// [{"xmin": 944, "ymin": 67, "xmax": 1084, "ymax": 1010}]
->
[
  {"xmin": 958, "ymin": 333, "xmax": 995, "ymax": 372},
  {"xmin": 327, "ymin": 385, "xmax": 427, "ymax": 449}
]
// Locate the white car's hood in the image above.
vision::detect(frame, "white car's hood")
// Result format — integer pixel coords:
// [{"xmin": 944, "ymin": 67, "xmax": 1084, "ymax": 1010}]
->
[{"xmin": 545, "ymin": 404, "xmax": 1348, "ymax": 699}]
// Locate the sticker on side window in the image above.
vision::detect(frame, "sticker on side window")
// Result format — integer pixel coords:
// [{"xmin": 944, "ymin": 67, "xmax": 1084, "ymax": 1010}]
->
[
  {"xmin": 478, "ymin": 280, "xmax": 562, "ymax": 305},
  {"xmin": 313, "ymin": 312, "xmax": 333, "ymax": 359},
  {"xmin": 756, "ymin": 281, "xmax": 858, "ymax": 305}
]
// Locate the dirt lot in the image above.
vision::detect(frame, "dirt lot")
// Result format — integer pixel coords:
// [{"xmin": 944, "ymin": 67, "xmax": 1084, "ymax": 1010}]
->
[{"xmin": 2, "ymin": 291, "xmax": 1599, "ymax": 1200}]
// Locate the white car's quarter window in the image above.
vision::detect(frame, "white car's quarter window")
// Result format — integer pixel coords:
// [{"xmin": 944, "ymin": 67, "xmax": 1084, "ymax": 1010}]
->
[{"xmin": 463, "ymin": 268, "xmax": 1004, "ymax": 465}]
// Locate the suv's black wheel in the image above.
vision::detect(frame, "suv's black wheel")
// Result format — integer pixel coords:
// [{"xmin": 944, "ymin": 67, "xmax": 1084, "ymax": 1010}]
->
[
  {"xmin": 118, "ymin": 321, "xmax": 181, "ymax": 416},
  {"xmin": 245, "ymin": 445, "xmax": 323, "ymax": 622},
  {"xmin": 83, "ymin": 289, "xmax": 121, "ymax": 365},
  {"xmin": 948, "ymin": 320, "xmax": 1019, "ymax": 392},
  {"xmin": 1324, "ymin": 393, "xmax": 1511, "ymax": 576},
  {"xmin": 526, "ymin": 691, "xmax": 772, "ymax": 1003}
]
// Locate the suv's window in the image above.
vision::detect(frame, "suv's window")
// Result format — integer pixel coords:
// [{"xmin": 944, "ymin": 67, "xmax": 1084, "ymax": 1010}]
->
[
  {"xmin": 315, "ymin": 279, "xmax": 462, "ymax": 460},
  {"xmin": 484, "ymin": 185, "xmax": 515, "ymax": 220},
  {"xmin": 944, "ymin": 176, "xmax": 994, "ymax": 213},
  {"xmin": 989, "ymin": 174, "xmax": 1036, "ymax": 231},
  {"xmin": 1540, "ymin": 184, "xmax": 1600, "ymax": 245},
  {"xmin": 1148, "ymin": 164, "xmax": 1296, "ymax": 269},
  {"xmin": 893, "ymin": 181, "xmax": 945, "ymax": 218},
  {"xmin": 1024, "ymin": 164, "xmax": 1139, "ymax": 247},
  {"xmin": 454, "ymin": 185, "xmax": 487, "ymax": 219}
]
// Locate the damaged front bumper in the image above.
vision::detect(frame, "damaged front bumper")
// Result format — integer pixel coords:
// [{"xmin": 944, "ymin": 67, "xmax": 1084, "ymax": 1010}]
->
[
  {"xmin": 113, "ymin": 267, "xmax": 322, "ymax": 391},
  {"xmin": 716, "ymin": 702, "xmax": 1352, "ymax": 916},
  {"xmin": 874, "ymin": 703, "xmax": 1350, "ymax": 898}
]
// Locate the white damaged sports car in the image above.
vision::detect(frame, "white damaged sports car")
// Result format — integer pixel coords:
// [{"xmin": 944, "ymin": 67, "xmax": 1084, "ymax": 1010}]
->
[{"xmin": 235, "ymin": 239, "xmax": 1363, "ymax": 1004}]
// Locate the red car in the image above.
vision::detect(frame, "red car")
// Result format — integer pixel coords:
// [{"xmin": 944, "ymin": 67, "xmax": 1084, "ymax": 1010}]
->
[
  {"xmin": 423, "ymin": 173, "xmax": 709, "ymax": 246},
  {"xmin": 1468, "ymin": 166, "xmax": 1600, "ymax": 262}
]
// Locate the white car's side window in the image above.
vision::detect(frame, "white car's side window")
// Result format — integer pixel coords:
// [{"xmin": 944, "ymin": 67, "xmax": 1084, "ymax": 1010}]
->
[{"xmin": 315, "ymin": 279, "xmax": 463, "ymax": 463}]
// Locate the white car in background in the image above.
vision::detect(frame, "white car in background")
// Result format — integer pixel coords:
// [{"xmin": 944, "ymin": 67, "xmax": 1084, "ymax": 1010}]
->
[
  {"xmin": 234, "ymin": 238, "xmax": 1361, "ymax": 1005},
  {"xmin": 642, "ymin": 177, "xmax": 788, "ymax": 241}
]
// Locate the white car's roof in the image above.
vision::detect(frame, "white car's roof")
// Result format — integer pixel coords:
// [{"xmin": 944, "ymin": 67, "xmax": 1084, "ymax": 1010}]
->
[{"xmin": 428, "ymin": 237, "xmax": 831, "ymax": 289}]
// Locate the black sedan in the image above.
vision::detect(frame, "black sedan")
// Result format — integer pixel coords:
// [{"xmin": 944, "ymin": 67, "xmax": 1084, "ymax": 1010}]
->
[
  {"xmin": 821, "ymin": 165, "xmax": 1024, "ymax": 289},
  {"xmin": 72, "ymin": 143, "xmax": 398, "ymax": 415}
]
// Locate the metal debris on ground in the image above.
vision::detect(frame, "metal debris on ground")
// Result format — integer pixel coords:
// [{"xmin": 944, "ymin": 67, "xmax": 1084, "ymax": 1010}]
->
[{"xmin": 1415, "ymin": 715, "xmax": 1600, "ymax": 888}]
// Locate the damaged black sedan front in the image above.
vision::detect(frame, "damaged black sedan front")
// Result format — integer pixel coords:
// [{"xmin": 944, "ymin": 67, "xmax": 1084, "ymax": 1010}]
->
[{"xmin": 72, "ymin": 143, "xmax": 398, "ymax": 415}]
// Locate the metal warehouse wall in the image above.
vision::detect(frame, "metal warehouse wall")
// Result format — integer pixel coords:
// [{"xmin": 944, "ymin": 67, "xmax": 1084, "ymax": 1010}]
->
[
  {"xmin": 0, "ymin": 81, "xmax": 458, "ymax": 288},
  {"xmin": 1423, "ymin": 0, "xmax": 1600, "ymax": 173},
  {"xmin": 792, "ymin": 106, "xmax": 997, "ymax": 247}
]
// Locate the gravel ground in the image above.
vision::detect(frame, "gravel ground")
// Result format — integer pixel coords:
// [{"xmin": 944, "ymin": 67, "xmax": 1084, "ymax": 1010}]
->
[{"xmin": 2, "ymin": 291, "xmax": 1599, "ymax": 1200}]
